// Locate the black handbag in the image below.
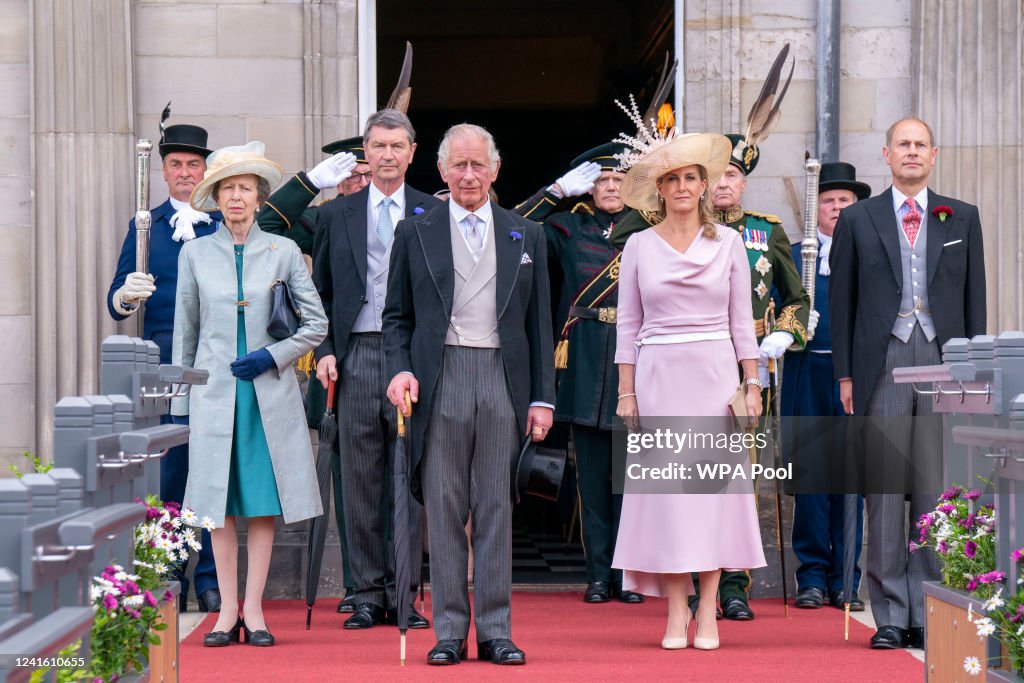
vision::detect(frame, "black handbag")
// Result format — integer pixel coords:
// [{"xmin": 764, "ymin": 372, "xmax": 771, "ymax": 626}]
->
[{"xmin": 267, "ymin": 279, "xmax": 300, "ymax": 340}]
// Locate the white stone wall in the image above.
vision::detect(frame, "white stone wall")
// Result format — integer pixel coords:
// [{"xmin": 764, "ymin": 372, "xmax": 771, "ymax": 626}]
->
[{"xmin": 0, "ymin": 0, "xmax": 32, "ymax": 470}]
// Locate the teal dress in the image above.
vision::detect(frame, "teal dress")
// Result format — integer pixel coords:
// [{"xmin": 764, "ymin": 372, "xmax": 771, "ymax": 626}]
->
[{"xmin": 225, "ymin": 244, "xmax": 283, "ymax": 517}]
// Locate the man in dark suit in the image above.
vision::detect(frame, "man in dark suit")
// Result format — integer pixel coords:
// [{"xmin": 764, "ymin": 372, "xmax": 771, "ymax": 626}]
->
[
  {"xmin": 311, "ymin": 109, "xmax": 440, "ymax": 630},
  {"xmin": 384, "ymin": 123, "xmax": 555, "ymax": 665},
  {"xmin": 830, "ymin": 117, "xmax": 987, "ymax": 650}
]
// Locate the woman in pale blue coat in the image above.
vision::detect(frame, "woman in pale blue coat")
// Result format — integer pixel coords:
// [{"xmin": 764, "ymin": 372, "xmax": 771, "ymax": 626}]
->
[{"xmin": 172, "ymin": 141, "xmax": 327, "ymax": 647}]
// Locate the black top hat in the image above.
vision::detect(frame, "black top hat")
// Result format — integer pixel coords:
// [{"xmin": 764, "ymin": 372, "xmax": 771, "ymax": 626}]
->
[
  {"xmin": 818, "ymin": 161, "xmax": 871, "ymax": 200},
  {"xmin": 725, "ymin": 133, "xmax": 759, "ymax": 176},
  {"xmin": 570, "ymin": 142, "xmax": 631, "ymax": 172},
  {"xmin": 512, "ymin": 436, "xmax": 567, "ymax": 505},
  {"xmin": 158, "ymin": 124, "xmax": 212, "ymax": 158},
  {"xmin": 321, "ymin": 135, "xmax": 368, "ymax": 164}
]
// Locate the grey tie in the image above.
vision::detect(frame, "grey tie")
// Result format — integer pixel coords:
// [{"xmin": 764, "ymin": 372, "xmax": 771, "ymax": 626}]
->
[
  {"xmin": 376, "ymin": 196, "xmax": 395, "ymax": 248},
  {"xmin": 464, "ymin": 213, "xmax": 483, "ymax": 251}
]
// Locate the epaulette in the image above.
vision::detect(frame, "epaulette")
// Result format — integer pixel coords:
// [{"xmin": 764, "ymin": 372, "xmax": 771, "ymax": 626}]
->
[
  {"xmin": 571, "ymin": 202, "xmax": 595, "ymax": 216},
  {"xmin": 744, "ymin": 210, "xmax": 782, "ymax": 224}
]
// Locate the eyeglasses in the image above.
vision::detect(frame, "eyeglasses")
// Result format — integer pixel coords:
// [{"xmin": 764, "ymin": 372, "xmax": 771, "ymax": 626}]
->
[{"xmin": 346, "ymin": 172, "xmax": 373, "ymax": 183}]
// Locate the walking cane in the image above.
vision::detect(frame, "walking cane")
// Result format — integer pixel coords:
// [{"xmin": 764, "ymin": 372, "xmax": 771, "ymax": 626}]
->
[{"xmin": 768, "ymin": 357, "xmax": 790, "ymax": 617}]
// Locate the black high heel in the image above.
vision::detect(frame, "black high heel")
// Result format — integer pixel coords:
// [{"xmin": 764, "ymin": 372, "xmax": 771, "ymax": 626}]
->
[
  {"xmin": 242, "ymin": 620, "xmax": 276, "ymax": 647},
  {"xmin": 203, "ymin": 617, "xmax": 243, "ymax": 647}
]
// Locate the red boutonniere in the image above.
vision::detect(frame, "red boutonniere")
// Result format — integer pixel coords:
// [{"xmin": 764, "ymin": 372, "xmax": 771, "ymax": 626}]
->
[{"xmin": 932, "ymin": 205, "xmax": 954, "ymax": 222}]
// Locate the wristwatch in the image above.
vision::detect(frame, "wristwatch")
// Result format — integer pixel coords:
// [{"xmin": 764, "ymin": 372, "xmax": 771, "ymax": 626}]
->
[{"xmin": 744, "ymin": 377, "xmax": 763, "ymax": 389}]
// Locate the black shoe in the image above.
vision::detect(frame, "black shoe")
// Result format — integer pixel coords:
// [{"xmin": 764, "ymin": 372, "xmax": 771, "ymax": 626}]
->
[
  {"xmin": 478, "ymin": 638, "xmax": 526, "ymax": 665},
  {"xmin": 721, "ymin": 597, "xmax": 754, "ymax": 620},
  {"xmin": 611, "ymin": 584, "xmax": 645, "ymax": 604},
  {"xmin": 583, "ymin": 581, "xmax": 611, "ymax": 603},
  {"xmin": 829, "ymin": 590, "xmax": 865, "ymax": 612},
  {"xmin": 242, "ymin": 621, "xmax": 275, "ymax": 647},
  {"xmin": 870, "ymin": 625, "xmax": 910, "ymax": 649},
  {"xmin": 344, "ymin": 603, "xmax": 386, "ymax": 629},
  {"xmin": 178, "ymin": 591, "xmax": 188, "ymax": 614},
  {"xmin": 794, "ymin": 586, "xmax": 825, "ymax": 609},
  {"xmin": 197, "ymin": 588, "xmax": 222, "ymax": 613},
  {"xmin": 908, "ymin": 627, "xmax": 924, "ymax": 649},
  {"xmin": 336, "ymin": 589, "xmax": 357, "ymax": 613},
  {"xmin": 202, "ymin": 617, "xmax": 242, "ymax": 647},
  {"xmin": 385, "ymin": 605, "xmax": 430, "ymax": 629},
  {"xmin": 427, "ymin": 639, "xmax": 466, "ymax": 665}
]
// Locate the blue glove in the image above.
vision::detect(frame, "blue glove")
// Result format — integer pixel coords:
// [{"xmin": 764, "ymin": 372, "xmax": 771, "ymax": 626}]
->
[{"xmin": 230, "ymin": 349, "xmax": 275, "ymax": 381}]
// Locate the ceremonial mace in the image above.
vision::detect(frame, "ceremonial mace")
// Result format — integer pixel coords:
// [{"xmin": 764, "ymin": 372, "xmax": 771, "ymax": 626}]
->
[
  {"xmin": 800, "ymin": 153, "xmax": 822, "ymax": 324},
  {"xmin": 134, "ymin": 139, "xmax": 153, "ymax": 335}
]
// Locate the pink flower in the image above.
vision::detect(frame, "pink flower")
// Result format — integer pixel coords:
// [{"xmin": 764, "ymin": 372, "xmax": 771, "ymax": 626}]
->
[
  {"xmin": 144, "ymin": 591, "xmax": 158, "ymax": 608},
  {"xmin": 964, "ymin": 541, "xmax": 977, "ymax": 558},
  {"xmin": 163, "ymin": 590, "xmax": 174, "ymax": 603},
  {"xmin": 938, "ymin": 540, "xmax": 949, "ymax": 554},
  {"xmin": 977, "ymin": 571, "xmax": 1006, "ymax": 585},
  {"xmin": 1011, "ymin": 547, "xmax": 1024, "ymax": 563},
  {"xmin": 965, "ymin": 490, "xmax": 981, "ymax": 501},
  {"xmin": 102, "ymin": 594, "xmax": 118, "ymax": 610},
  {"xmin": 967, "ymin": 577, "xmax": 980, "ymax": 592},
  {"xmin": 918, "ymin": 513, "xmax": 935, "ymax": 528},
  {"xmin": 938, "ymin": 503, "xmax": 955, "ymax": 515},
  {"xmin": 126, "ymin": 608, "xmax": 141, "ymax": 619},
  {"xmin": 941, "ymin": 485, "xmax": 963, "ymax": 501}
]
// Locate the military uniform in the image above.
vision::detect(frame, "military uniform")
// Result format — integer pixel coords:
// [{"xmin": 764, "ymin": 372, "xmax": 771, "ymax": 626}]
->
[{"xmin": 515, "ymin": 143, "xmax": 640, "ymax": 602}]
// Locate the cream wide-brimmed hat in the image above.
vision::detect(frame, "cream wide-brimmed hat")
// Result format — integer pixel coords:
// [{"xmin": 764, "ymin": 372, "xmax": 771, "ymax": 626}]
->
[
  {"xmin": 189, "ymin": 141, "xmax": 283, "ymax": 212},
  {"xmin": 619, "ymin": 133, "xmax": 733, "ymax": 212}
]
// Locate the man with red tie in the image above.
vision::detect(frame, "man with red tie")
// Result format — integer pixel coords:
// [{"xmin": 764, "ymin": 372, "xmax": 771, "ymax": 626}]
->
[{"xmin": 829, "ymin": 117, "xmax": 987, "ymax": 650}]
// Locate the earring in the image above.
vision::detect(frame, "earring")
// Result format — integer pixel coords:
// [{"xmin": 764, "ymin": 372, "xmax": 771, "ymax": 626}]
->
[{"xmin": 700, "ymin": 192, "xmax": 705, "ymax": 200}]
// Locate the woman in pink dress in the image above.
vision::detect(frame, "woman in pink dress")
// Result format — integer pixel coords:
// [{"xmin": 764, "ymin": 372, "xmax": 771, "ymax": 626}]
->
[{"xmin": 611, "ymin": 132, "xmax": 766, "ymax": 651}]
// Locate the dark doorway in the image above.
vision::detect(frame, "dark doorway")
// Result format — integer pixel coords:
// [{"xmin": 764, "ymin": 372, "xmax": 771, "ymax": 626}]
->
[
  {"xmin": 378, "ymin": 0, "xmax": 673, "ymax": 583},
  {"xmin": 377, "ymin": 0, "xmax": 673, "ymax": 204}
]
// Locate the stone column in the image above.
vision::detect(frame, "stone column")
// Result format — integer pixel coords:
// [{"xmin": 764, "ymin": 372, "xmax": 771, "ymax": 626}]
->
[
  {"xmin": 30, "ymin": 0, "xmax": 135, "ymax": 458},
  {"xmin": 913, "ymin": 0, "xmax": 1024, "ymax": 331}
]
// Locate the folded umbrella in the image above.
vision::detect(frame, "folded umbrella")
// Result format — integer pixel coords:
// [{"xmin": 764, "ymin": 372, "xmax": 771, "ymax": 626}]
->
[
  {"xmin": 305, "ymin": 379, "xmax": 337, "ymax": 629},
  {"xmin": 393, "ymin": 389, "xmax": 413, "ymax": 665}
]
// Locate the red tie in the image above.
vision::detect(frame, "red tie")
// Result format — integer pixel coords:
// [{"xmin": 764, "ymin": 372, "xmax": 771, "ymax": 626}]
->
[{"xmin": 902, "ymin": 198, "xmax": 921, "ymax": 248}]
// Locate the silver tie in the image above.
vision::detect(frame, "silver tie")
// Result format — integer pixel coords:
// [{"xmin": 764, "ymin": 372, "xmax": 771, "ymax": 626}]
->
[
  {"xmin": 376, "ymin": 196, "xmax": 395, "ymax": 248},
  {"xmin": 465, "ymin": 213, "xmax": 483, "ymax": 251}
]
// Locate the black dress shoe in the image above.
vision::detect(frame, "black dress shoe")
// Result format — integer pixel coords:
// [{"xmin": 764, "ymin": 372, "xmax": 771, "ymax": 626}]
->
[
  {"xmin": 197, "ymin": 588, "xmax": 222, "ymax": 613},
  {"xmin": 795, "ymin": 586, "xmax": 825, "ymax": 609},
  {"xmin": 870, "ymin": 625, "xmax": 910, "ymax": 649},
  {"xmin": 908, "ymin": 627, "xmax": 924, "ymax": 649},
  {"xmin": 721, "ymin": 597, "xmax": 754, "ymax": 620},
  {"xmin": 478, "ymin": 638, "xmax": 526, "ymax": 665},
  {"xmin": 242, "ymin": 621, "xmax": 275, "ymax": 647},
  {"xmin": 178, "ymin": 591, "xmax": 188, "ymax": 614},
  {"xmin": 385, "ymin": 605, "xmax": 430, "ymax": 629},
  {"xmin": 344, "ymin": 603, "xmax": 386, "ymax": 629},
  {"xmin": 202, "ymin": 617, "xmax": 242, "ymax": 647},
  {"xmin": 611, "ymin": 584, "xmax": 645, "ymax": 604},
  {"xmin": 427, "ymin": 639, "xmax": 466, "ymax": 665},
  {"xmin": 336, "ymin": 589, "xmax": 357, "ymax": 613},
  {"xmin": 583, "ymin": 581, "xmax": 611, "ymax": 603},
  {"xmin": 829, "ymin": 590, "xmax": 865, "ymax": 612}
]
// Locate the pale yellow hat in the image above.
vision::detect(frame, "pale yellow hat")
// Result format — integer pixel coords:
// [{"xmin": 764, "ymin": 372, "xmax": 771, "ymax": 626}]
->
[
  {"xmin": 189, "ymin": 141, "xmax": 283, "ymax": 212},
  {"xmin": 619, "ymin": 133, "xmax": 733, "ymax": 212}
]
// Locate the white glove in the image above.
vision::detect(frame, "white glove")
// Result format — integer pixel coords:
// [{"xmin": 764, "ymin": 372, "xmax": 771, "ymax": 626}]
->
[
  {"xmin": 552, "ymin": 161, "xmax": 602, "ymax": 198},
  {"xmin": 113, "ymin": 272, "xmax": 155, "ymax": 315},
  {"xmin": 169, "ymin": 205, "xmax": 212, "ymax": 242},
  {"xmin": 759, "ymin": 331, "xmax": 795, "ymax": 360},
  {"xmin": 807, "ymin": 310, "xmax": 820, "ymax": 338},
  {"xmin": 758, "ymin": 360, "xmax": 771, "ymax": 388},
  {"xmin": 307, "ymin": 152, "xmax": 358, "ymax": 190}
]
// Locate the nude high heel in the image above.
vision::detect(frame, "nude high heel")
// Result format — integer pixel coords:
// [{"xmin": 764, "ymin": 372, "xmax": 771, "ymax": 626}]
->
[
  {"xmin": 693, "ymin": 615, "xmax": 719, "ymax": 650},
  {"xmin": 662, "ymin": 617, "xmax": 690, "ymax": 649}
]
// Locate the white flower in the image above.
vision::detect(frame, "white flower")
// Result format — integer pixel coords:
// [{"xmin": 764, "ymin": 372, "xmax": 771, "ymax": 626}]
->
[
  {"xmin": 113, "ymin": 571, "xmax": 129, "ymax": 581},
  {"xmin": 983, "ymin": 589, "xmax": 1004, "ymax": 612},
  {"xmin": 171, "ymin": 517, "xmax": 182, "ymax": 529},
  {"xmin": 974, "ymin": 527, "xmax": 990, "ymax": 539},
  {"xmin": 975, "ymin": 617, "xmax": 996, "ymax": 637},
  {"xmin": 1017, "ymin": 623, "xmax": 1024, "ymax": 637},
  {"xmin": 122, "ymin": 595, "xmax": 144, "ymax": 608},
  {"xmin": 154, "ymin": 562, "xmax": 168, "ymax": 576},
  {"xmin": 964, "ymin": 656, "xmax": 982, "ymax": 675},
  {"xmin": 132, "ymin": 560, "xmax": 153, "ymax": 569},
  {"xmin": 156, "ymin": 537, "xmax": 173, "ymax": 552},
  {"xmin": 181, "ymin": 508, "xmax": 199, "ymax": 525},
  {"xmin": 200, "ymin": 516, "xmax": 215, "ymax": 531},
  {"xmin": 90, "ymin": 585, "xmax": 103, "ymax": 602}
]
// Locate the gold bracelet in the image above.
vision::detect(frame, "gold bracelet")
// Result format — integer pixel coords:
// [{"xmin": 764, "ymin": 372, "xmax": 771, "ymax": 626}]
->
[{"xmin": 618, "ymin": 392, "xmax": 636, "ymax": 400}]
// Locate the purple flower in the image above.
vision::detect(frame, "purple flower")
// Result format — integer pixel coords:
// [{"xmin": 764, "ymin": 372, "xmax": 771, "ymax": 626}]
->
[
  {"xmin": 918, "ymin": 513, "xmax": 935, "ymax": 528},
  {"xmin": 967, "ymin": 577, "xmax": 980, "ymax": 592},
  {"xmin": 977, "ymin": 571, "xmax": 1006, "ymax": 585},
  {"xmin": 937, "ymin": 540, "xmax": 949, "ymax": 554},
  {"xmin": 102, "ymin": 594, "xmax": 118, "ymax": 610},
  {"xmin": 938, "ymin": 503, "xmax": 955, "ymax": 515},
  {"xmin": 941, "ymin": 485, "xmax": 964, "ymax": 501},
  {"xmin": 413, "ymin": 206, "xmax": 425, "ymax": 215},
  {"xmin": 965, "ymin": 489, "xmax": 982, "ymax": 501},
  {"xmin": 163, "ymin": 590, "xmax": 174, "ymax": 603},
  {"xmin": 126, "ymin": 608, "xmax": 141, "ymax": 619},
  {"xmin": 509, "ymin": 230, "xmax": 522, "ymax": 241},
  {"xmin": 964, "ymin": 541, "xmax": 977, "ymax": 558},
  {"xmin": 1012, "ymin": 548, "xmax": 1024, "ymax": 563},
  {"xmin": 144, "ymin": 591, "xmax": 158, "ymax": 608}
]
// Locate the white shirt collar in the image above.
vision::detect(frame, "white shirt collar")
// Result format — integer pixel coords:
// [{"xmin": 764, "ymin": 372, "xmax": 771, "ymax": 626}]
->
[
  {"xmin": 449, "ymin": 199, "xmax": 493, "ymax": 229},
  {"xmin": 891, "ymin": 186, "xmax": 929, "ymax": 215},
  {"xmin": 817, "ymin": 229, "xmax": 832, "ymax": 247},
  {"xmin": 368, "ymin": 182, "xmax": 406, "ymax": 212},
  {"xmin": 169, "ymin": 196, "xmax": 190, "ymax": 212}
]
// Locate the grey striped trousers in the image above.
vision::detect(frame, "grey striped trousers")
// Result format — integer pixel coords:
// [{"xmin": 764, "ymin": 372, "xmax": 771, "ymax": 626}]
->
[
  {"xmin": 338, "ymin": 333, "xmax": 423, "ymax": 609},
  {"xmin": 863, "ymin": 326, "xmax": 942, "ymax": 629},
  {"xmin": 421, "ymin": 345, "xmax": 519, "ymax": 642}
]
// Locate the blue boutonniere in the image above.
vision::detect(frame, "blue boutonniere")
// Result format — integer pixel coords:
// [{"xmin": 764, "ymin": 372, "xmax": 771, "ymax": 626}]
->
[
  {"xmin": 509, "ymin": 230, "xmax": 523, "ymax": 241},
  {"xmin": 413, "ymin": 206, "xmax": 425, "ymax": 215}
]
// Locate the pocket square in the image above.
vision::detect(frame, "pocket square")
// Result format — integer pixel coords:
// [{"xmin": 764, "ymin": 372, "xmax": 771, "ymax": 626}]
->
[
  {"xmin": 943, "ymin": 239, "xmax": 963, "ymax": 247},
  {"xmin": 520, "ymin": 252, "xmax": 533, "ymax": 265}
]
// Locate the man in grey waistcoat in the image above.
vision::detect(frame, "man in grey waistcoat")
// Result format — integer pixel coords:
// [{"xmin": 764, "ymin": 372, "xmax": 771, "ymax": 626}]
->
[
  {"xmin": 384, "ymin": 123, "xmax": 555, "ymax": 666},
  {"xmin": 830, "ymin": 116, "xmax": 987, "ymax": 650},
  {"xmin": 312, "ymin": 109, "xmax": 441, "ymax": 629}
]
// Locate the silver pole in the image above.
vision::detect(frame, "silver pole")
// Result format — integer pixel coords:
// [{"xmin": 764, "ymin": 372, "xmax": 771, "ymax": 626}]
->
[{"xmin": 816, "ymin": 0, "xmax": 840, "ymax": 160}]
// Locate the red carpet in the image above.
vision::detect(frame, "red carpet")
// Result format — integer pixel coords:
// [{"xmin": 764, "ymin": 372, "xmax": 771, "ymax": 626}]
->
[{"xmin": 180, "ymin": 593, "xmax": 923, "ymax": 681}]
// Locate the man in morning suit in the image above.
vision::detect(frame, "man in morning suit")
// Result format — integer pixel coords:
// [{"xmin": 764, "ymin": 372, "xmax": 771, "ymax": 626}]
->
[
  {"xmin": 830, "ymin": 117, "xmax": 987, "ymax": 650},
  {"xmin": 312, "ymin": 109, "xmax": 440, "ymax": 630},
  {"xmin": 783, "ymin": 162, "xmax": 869, "ymax": 612},
  {"xmin": 106, "ymin": 122, "xmax": 221, "ymax": 613},
  {"xmin": 384, "ymin": 124, "xmax": 555, "ymax": 665}
]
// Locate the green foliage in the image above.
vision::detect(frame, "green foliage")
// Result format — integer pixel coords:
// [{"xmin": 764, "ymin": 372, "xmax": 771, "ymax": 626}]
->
[{"xmin": 8, "ymin": 450, "xmax": 52, "ymax": 478}]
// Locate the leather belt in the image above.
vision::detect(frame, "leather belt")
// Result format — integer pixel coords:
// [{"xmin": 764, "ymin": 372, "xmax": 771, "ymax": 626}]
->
[{"xmin": 569, "ymin": 305, "xmax": 617, "ymax": 324}]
